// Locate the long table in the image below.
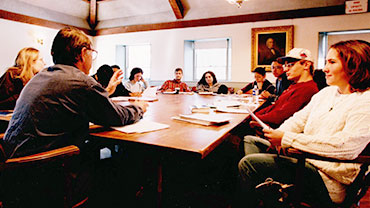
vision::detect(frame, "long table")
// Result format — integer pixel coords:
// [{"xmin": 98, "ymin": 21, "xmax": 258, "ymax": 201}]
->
[{"xmin": 90, "ymin": 93, "xmax": 249, "ymax": 159}]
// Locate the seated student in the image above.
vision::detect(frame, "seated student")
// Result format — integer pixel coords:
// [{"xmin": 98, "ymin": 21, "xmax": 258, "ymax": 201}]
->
[
  {"xmin": 313, "ymin": 68, "xmax": 329, "ymax": 90},
  {"xmin": 92, "ymin": 64, "xmax": 114, "ymax": 88},
  {"xmin": 123, "ymin": 67, "xmax": 149, "ymax": 96},
  {"xmin": 111, "ymin": 64, "xmax": 121, "ymax": 72},
  {"xmin": 197, "ymin": 71, "xmax": 228, "ymax": 94},
  {"xmin": 92, "ymin": 64, "xmax": 130, "ymax": 97},
  {"xmin": 251, "ymin": 48, "xmax": 319, "ymax": 129},
  {"xmin": 237, "ymin": 40, "xmax": 370, "ymax": 207},
  {"xmin": 260, "ymin": 60, "xmax": 293, "ymax": 100},
  {"xmin": 159, "ymin": 68, "xmax": 190, "ymax": 92},
  {"xmin": 237, "ymin": 67, "xmax": 275, "ymax": 95},
  {"xmin": 1, "ymin": 27, "xmax": 148, "ymax": 206},
  {"xmin": 0, "ymin": 47, "xmax": 45, "ymax": 110}
]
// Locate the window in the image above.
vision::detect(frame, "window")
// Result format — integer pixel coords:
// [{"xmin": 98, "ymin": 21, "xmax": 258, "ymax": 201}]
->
[
  {"xmin": 184, "ymin": 38, "xmax": 231, "ymax": 81},
  {"xmin": 318, "ymin": 29, "xmax": 370, "ymax": 69},
  {"xmin": 116, "ymin": 44, "xmax": 151, "ymax": 80}
]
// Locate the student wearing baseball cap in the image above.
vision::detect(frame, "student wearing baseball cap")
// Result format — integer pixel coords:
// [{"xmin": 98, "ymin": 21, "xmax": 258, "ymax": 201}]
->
[{"xmin": 248, "ymin": 48, "xmax": 319, "ymax": 129}]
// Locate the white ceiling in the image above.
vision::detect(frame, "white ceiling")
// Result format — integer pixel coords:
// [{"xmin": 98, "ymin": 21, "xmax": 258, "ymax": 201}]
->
[{"xmin": 0, "ymin": 0, "xmax": 346, "ymax": 30}]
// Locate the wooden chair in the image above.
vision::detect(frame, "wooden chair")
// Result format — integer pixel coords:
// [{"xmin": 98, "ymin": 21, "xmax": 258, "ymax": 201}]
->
[
  {"xmin": 285, "ymin": 144, "xmax": 370, "ymax": 208},
  {"xmin": 0, "ymin": 133, "xmax": 84, "ymax": 208}
]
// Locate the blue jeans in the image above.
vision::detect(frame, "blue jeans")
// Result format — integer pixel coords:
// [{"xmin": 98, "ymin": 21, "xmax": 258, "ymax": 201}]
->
[{"xmin": 237, "ymin": 136, "xmax": 334, "ymax": 207}]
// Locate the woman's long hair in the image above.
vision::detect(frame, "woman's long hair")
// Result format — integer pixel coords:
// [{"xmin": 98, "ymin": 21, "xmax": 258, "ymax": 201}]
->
[
  {"xmin": 198, "ymin": 71, "xmax": 217, "ymax": 86},
  {"xmin": 129, "ymin": 67, "xmax": 143, "ymax": 81},
  {"xmin": 8, "ymin": 47, "xmax": 40, "ymax": 84}
]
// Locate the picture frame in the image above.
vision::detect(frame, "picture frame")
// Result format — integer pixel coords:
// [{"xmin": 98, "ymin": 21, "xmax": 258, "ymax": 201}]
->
[{"xmin": 251, "ymin": 25, "xmax": 294, "ymax": 71}]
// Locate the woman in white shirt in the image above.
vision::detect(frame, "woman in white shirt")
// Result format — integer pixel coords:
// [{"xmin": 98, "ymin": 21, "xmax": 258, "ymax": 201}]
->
[
  {"xmin": 237, "ymin": 40, "xmax": 370, "ymax": 207},
  {"xmin": 123, "ymin": 67, "xmax": 149, "ymax": 96}
]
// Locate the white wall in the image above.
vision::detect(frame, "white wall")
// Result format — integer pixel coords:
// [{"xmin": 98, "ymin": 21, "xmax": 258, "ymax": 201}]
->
[
  {"xmin": 1, "ymin": 12, "xmax": 370, "ymax": 86},
  {"xmin": 0, "ymin": 18, "xmax": 58, "ymax": 75},
  {"xmin": 93, "ymin": 12, "xmax": 370, "ymax": 85}
]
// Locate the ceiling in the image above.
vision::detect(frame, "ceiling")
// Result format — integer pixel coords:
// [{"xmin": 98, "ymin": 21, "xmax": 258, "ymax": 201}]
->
[{"xmin": 0, "ymin": 0, "xmax": 347, "ymax": 34}]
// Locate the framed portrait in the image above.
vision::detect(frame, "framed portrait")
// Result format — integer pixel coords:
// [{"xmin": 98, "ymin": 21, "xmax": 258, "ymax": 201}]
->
[{"xmin": 251, "ymin": 25, "xmax": 294, "ymax": 71}]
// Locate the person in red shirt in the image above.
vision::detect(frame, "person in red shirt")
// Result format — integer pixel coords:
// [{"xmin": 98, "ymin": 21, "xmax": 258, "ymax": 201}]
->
[
  {"xmin": 253, "ymin": 48, "xmax": 319, "ymax": 129},
  {"xmin": 159, "ymin": 68, "xmax": 190, "ymax": 92},
  {"xmin": 232, "ymin": 48, "xmax": 319, "ymax": 142}
]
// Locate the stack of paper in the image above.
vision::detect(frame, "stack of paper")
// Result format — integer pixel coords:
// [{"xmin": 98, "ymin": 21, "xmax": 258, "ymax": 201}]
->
[
  {"xmin": 215, "ymin": 107, "xmax": 249, "ymax": 114},
  {"xmin": 172, "ymin": 113, "xmax": 230, "ymax": 126},
  {"xmin": 111, "ymin": 96, "xmax": 159, "ymax": 102},
  {"xmin": 190, "ymin": 104, "xmax": 212, "ymax": 114}
]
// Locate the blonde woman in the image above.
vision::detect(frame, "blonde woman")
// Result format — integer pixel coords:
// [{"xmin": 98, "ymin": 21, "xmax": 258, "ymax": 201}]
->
[{"xmin": 0, "ymin": 47, "xmax": 45, "ymax": 109}]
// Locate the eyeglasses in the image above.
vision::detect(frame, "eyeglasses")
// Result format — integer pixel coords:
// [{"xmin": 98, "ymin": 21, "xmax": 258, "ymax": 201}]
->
[
  {"xmin": 86, "ymin": 47, "xmax": 98, "ymax": 60},
  {"xmin": 283, "ymin": 62, "xmax": 297, "ymax": 68},
  {"xmin": 90, "ymin": 49, "xmax": 98, "ymax": 60}
]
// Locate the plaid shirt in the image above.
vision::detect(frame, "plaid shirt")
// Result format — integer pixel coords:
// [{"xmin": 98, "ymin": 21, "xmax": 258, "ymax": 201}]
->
[{"xmin": 159, "ymin": 79, "xmax": 190, "ymax": 92}]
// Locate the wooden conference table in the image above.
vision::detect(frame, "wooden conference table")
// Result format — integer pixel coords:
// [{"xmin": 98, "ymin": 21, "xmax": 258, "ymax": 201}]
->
[
  {"xmin": 90, "ymin": 93, "xmax": 253, "ymax": 207},
  {"xmin": 90, "ymin": 93, "xmax": 250, "ymax": 159}
]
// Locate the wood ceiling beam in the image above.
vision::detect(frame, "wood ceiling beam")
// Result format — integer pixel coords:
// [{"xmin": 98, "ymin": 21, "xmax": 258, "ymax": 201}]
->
[
  {"xmin": 0, "ymin": 9, "xmax": 93, "ymax": 35},
  {"xmin": 89, "ymin": 0, "xmax": 97, "ymax": 29},
  {"xmin": 96, "ymin": 5, "xmax": 345, "ymax": 36},
  {"xmin": 168, "ymin": 0, "xmax": 184, "ymax": 19}
]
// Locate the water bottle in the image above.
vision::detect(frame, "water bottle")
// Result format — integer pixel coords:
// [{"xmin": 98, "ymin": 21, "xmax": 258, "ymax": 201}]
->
[{"xmin": 252, "ymin": 84, "xmax": 259, "ymax": 104}]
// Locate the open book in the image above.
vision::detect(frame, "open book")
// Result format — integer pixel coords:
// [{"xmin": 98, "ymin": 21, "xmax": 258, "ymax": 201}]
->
[{"xmin": 172, "ymin": 113, "xmax": 230, "ymax": 126}]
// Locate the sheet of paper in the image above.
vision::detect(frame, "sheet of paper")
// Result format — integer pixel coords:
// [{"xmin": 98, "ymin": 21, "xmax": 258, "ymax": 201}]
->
[
  {"xmin": 245, "ymin": 107, "xmax": 271, "ymax": 130},
  {"xmin": 162, "ymin": 91, "xmax": 176, "ymax": 94},
  {"xmin": 113, "ymin": 120, "xmax": 169, "ymax": 133},
  {"xmin": 142, "ymin": 86, "xmax": 158, "ymax": 97},
  {"xmin": 198, "ymin": 91, "xmax": 214, "ymax": 95}
]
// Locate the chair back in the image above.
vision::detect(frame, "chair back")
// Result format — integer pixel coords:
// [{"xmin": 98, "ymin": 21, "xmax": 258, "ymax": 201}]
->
[
  {"xmin": 341, "ymin": 143, "xmax": 370, "ymax": 207},
  {"xmin": 0, "ymin": 138, "xmax": 81, "ymax": 207},
  {"xmin": 286, "ymin": 142, "xmax": 370, "ymax": 208}
]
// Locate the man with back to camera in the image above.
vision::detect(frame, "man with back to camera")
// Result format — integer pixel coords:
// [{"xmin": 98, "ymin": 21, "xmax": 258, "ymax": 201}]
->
[
  {"xmin": 1, "ymin": 27, "xmax": 148, "ymax": 206},
  {"xmin": 159, "ymin": 68, "xmax": 190, "ymax": 92}
]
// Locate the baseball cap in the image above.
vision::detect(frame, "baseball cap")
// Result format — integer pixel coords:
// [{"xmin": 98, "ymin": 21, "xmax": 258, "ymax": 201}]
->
[{"xmin": 277, "ymin": 48, "xmax": 313, "ymax": 63}]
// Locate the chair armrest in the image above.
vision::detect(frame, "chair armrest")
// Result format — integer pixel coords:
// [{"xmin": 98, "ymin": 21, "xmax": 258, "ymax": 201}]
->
[
  {"xmin": 0, "ymin": 145, "xmax": 80, "ymax": 171},
  {"xmin": 5, "ymin": 145, "xmax": 80, "ymax": 164},
  {"xmin": 286, "ymin": 148, "xmax": 370, "ymax": 164}
]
